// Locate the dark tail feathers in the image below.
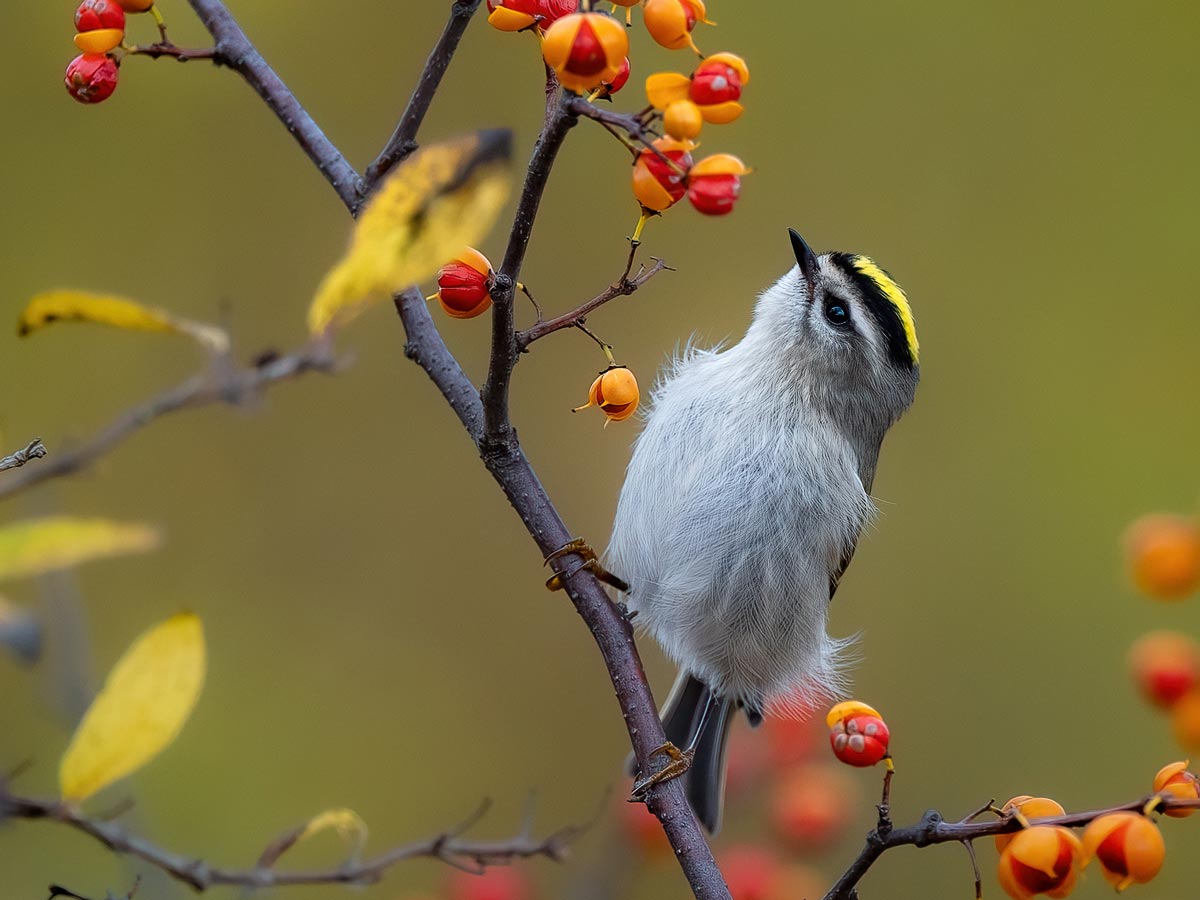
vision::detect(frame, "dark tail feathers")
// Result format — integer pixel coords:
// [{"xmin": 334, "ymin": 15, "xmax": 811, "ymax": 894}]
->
[{"xmin": 660, "ymin": 672, "xmax": 737, "ymax": 834}]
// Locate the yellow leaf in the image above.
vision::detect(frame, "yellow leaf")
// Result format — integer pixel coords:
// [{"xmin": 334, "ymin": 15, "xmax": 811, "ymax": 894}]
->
[
  {"xmin": 59, "ymin": 612, "xmax": 206, "ymax": 802},
  {"xmin": 18, "ymin": 290, "xmax": 229, "ymax": 353},
  {"xmin": 0, "ymin": 516, "xmax": 160, "ymax": 583},
  {"xmin": 258, "ymin": 808, "xmax": 370, "ymax": 868},
  {"xmin": 307, "ymin": 130, "xmax": 513, "ymax": 336}
]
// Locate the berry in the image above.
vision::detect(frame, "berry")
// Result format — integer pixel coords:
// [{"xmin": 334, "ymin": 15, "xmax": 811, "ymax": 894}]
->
[
  {"xmin": 574, "ymin": 367, "xmax": 640, "ymax": 424},
  {"xmin": 632, "ymin": 138, "xmax": 693, "ymax": 211},
  {"xmin": 1128, "ymin": 630, "xmax": 1200, "ymax": 709},
  {"xmin": 541, "ymin": 12, "xmax": 629, "ymax": 94},
  {"xmin": 997, "ymin": 826, "xmax": 1084, "ymax": 900},
  {"xmin": 1082, "ymin": 812, "xmax": 1165, "ymax": 892},
  {"xmin": 75, "ymin": 0, "xmax": 125, "ymax": 32},
  {"xmin": 435, "ymin": 248, "xmax": 493, "ymax": 319},
  {"xmin": 1124, "ymin": 513, "xmax": 1200, "ymax": 600},
  {"xmin": 1153, "ymin": 760, "xmax": 1200, "ymax": 817},
  {"xmin": 65, "ymin": 53, "xmax": 119, "ymax": 104}
]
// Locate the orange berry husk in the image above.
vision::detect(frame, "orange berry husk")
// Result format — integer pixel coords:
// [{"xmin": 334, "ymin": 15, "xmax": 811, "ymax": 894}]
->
[
  {"xmin": 825, "ymin": 700, "xmax": 881, "ymax": 729},
  {"xmin": 1082, "ymin": 812, "xmax": 1165, "ymax": 891},
  {"xmin": 996, "ymin": 797, "xmax": 1067, "ymax": 853},
  {"xmin": 488, "ymin": 4, "xmax": 538, "ymax": 31},
  {"xmin": 574, "ymin": 367, "xmax": 640, "ymax": 423},
  {"xmin": 631, "ymin": 137, "xmax": 694, "ymax": 211},
  {"xmin": 74, "ymin": 28, "xmax": 124, "ymax": 53},
  {"xmin": 997, "ymin": 826, "xmax": 1084, "ymax": 900},
  {"xmin": 663, "ymin": 100, "xmax": 703, "ymax": 140},
  {"xmin": 642, "ymin": 0, "xmax": 708, "ymax": 52},
  {"xmin": 1123, "ymin": 513, "xmax": 1200, "ymax": 600},
  {"xmin": 646, "ymin": 71, "xmax": 692, "ymax": 109},
  {"xmin": 1153, "ymin": 760, "xmax": 1200, "ymax": 817},
  {"xmin": 542, "ymin": 12, "xmax": 629, "ymax": 94}
]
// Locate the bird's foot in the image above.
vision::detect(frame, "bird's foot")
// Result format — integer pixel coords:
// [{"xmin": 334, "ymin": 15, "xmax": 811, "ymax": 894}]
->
[
  {"xmin": 543, "ymin": 537, "xmax": 630, "ymax": 593},
  {"xmin": 629, "ymin": 742, "xmax": 694, "ymax": 800}
]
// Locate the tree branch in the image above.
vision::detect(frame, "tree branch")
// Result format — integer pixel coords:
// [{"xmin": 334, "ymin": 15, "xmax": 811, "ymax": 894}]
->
[
  {"xmin": 0, "ymin": 439, "xmax": 47, "ymax": 472},
  {"xmin": 822, "ymin": 794, "xmax": 1200, "ymax": 900},
  {"xmin": 361, "ymin": 1, "xmax": 484, "ymax": 203},
  {"xmin": 0, "ymin": 788, "xmax": 582, "ymax": 892},
  {"xmin": 396, "ymin": 288, "xmax": 731, "ymax": 900},
  {"xmin": 517, "ymin": 255, "xmax": 670, "ymax": 350},
  {"xmin": 183, "ymin": 0, "xmax": 363, "ymax": 209},
  {"xmin": 0, "ymin": 344, "xmax": 336, "ymax": 501},
  {"xmin": 479, "ymin": 73, "xmax": 578, "ymax": 447}
]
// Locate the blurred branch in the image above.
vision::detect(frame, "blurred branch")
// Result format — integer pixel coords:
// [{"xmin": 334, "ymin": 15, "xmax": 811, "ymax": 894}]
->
[
  {"xmin": 396, "ymin": 288, "xmax": 730, "ymax": 900},
  {"xmin": 0, "ymin": 344, "xmax": 336, "ymax": 501},
  {"xmin": 481, "ymin": 72, "xmax": 578, "ymax": 447},
  {"xmin": 362, "ymin": 0, "xmax": 484, "ymax": 202},
  {"xmin": 1, "ymin": 787, "xmax": 583, "ymax": 891},
  {"xmin": 823, "ymin": 794, "xmax": 1200, "ymax": 900},
  {"xmin": 0, "ymin": 439, "xmax": 47, "ymax": 472},
  {"xmin": 517, "ymin": 254, "xmax": 671, "ymax": 350},
  {"xmin": 182, "ymin": 0, "xmax": 363, "ymax": 209}
]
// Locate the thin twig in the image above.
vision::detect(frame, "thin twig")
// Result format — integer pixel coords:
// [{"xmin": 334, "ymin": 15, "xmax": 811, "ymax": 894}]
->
[
  {"xmin": 821, "ymin": 794, "xmax": 1200, "ymax": 900},
  {"xmin": 517, "ymin": 257, "xmax": 670, "ymax": 349},
  {"xmin": 124, "ymin": 43, "xmax": 218, "ymax": 62},
  {"xmin": 0, "ymin": 345, "xmax": 336, "ymax": 501},
  {"xmin": 0, "ymin": 439, "xmax": 47, "ymax": 472},
  {"xmin": 1, "ymin": 788, "xmax": 582, "ymax": 892},
  {"xmin": 361, "ymin": 0, "xmax": 484, "ymax": 203},
  {"xmin": 183, "ymin": 0, "xmax": 363, "ymax": 208},
  {"xmin": 396, "ymin": 288, "xmax": 731, "ymax": 900},
  {"xmin": 480, "ymin": 71, "xmax": 578, "ymax": 446}
]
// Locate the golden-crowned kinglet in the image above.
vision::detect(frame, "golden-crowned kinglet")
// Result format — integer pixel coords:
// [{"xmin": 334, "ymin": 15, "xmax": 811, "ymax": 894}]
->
[{"xmin": 607, "ymin": 229, "xmax": 919, "ymax": 833}]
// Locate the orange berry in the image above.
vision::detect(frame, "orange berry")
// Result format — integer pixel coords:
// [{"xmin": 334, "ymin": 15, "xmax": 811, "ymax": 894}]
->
[
  {"xmin": 1153, "ymin": 760, "xmax": 1200, "ymax": 817},
  {"xmin": 1171, "ymin": 689, "xmax": 1200, "ymax": 752},
  {"xmin": 1128, "ymin": 630, "xmax": 1200, "ymax": 709},
  {"xmin": 643, "ymin": 0, "xmax": 708, "ymax": 52},
  {"xmin": 996, "ymin": 797, "xmax": 1067, "ymax": 853},
  {"xmin": 631, "ymin": 137, "xmax": 693, "ymax": 211},
  {"xmin": 573, "ymin": 367, "xmax": 640, "ymax": 424},
  {"xmin": 1123, "ymin": 513, "xmax": 1200, "ymax": 600},
  {"xmin": 996, "ymin": 825, "xmax": 1084, "ymax": 900},
  {"xmin": 1082, "ymin": 812, "xmax": 1165, "ymax": 891},
  {"xmin": 663, "ymin": 100, "xmax": 703, "ymax": 140},
  {"xmin": 541, "ymin": 12, "xmax": 629, "ymax": 94},
  {"xmin": 435, "ymin": 248, "xmax": 493, "ymax": 319}
]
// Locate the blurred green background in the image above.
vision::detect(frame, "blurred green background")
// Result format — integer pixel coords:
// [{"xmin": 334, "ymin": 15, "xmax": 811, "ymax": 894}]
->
[{"xmin": 3, "ymin": 2, "xmax": 1200, "ymax": 898}]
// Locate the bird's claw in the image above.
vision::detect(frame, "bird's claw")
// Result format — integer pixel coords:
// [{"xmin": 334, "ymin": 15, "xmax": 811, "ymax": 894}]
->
[
  {"xmin": 629, "ymin": 742, "xmax": 694, "ymax": 800},
  {"xmin": 544, "ymin": 537, "xmax": 630, "ymax": 593}
]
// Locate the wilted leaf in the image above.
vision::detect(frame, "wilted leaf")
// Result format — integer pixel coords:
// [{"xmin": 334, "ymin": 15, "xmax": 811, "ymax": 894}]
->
[
  {"xmin": 0, "ymin": 595, "xmax": 41, "ymax": 664},
  {"xmin": 18, "ymin": 290, "xmax": 229, "ymax": 352},
  {"xmin": 257, "ymin": 808, "xmax": 370, "ymax": 868},
  {"xmin": 0, "ymin": 517, "xmax": 160, "ymax": 583},
  {"xmin": 59, "ymin": 612, "xmax": 206, "ymax": 802},
  {"xmin": 307, "ymin": 129, "xmax": 512, "ymax": 336}
]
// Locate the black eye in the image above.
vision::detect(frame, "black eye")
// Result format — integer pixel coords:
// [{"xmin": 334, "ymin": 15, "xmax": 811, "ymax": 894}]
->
[{"xmin": 824, "ymin": 300, "xmax": 851, "ymax": 327}]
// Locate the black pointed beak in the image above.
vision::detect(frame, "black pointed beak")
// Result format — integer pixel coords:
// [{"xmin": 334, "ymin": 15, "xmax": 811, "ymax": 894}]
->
[{"xmin": 789, "ymin": 228, "xmax": 819, "ymax": 285}]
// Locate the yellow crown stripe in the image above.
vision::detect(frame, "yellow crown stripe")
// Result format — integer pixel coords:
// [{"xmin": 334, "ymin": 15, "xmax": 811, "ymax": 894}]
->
[{"xmin": 851, "ymin": 256, "xmax": 919, "ymax": 364}]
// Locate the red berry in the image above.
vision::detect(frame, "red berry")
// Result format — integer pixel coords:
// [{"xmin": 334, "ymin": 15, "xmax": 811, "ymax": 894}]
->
[
  {"xmin": 446, "ymin": 868, "xmax": 533, "ymax": 900},
  {"xmin": 75, "ymin": 0, "xmax": 126, "ymax": 31},
  {"xmin": 65, "ymin": 53, "xmax": 119, "ymax": 104},
  {"xmin": 829, "ymin": 714, "xmax": 890, "ymax": 766},
  {"xmin": 687, "ymin": 173, "xmax": 741, "ymax": 215},
  {"xmin": 604, "ymin": 57, "xmax": 631, "ymax": 95},
  {"xmin": 717, "ymin": 845, "xmax": 782, "ymax": 900},
  {"xmin": 690, "ymin": 60, "xmax": 742, "ymax": 105}
]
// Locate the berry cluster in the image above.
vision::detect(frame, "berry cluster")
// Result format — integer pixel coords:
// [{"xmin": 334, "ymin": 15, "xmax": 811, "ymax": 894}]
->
[
  {"xmin": 65, "ymin": 0, "xmax": 156, "ymax": 104},
  {"xmin": 1122, "ymin": 514, "xmax": 1200, "ymax": 749}
]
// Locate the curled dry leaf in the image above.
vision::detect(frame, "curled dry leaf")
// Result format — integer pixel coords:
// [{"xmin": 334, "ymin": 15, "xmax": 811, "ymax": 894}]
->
[
  {"xmin": 307, "ymin": 130, "xmax": 513, "ymax": 336},
  {"xmin": 59, "ymin": 612, "xmax": 206, "ymax": 802},
  {"xmin": 257, "ymin": 807, "xmax": 370, "ymax": 868}
]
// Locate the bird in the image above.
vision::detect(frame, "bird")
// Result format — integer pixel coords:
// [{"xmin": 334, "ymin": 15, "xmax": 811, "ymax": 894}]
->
[{"xmin": 606, "ymin": 229, "xmax": 920, "ymax": 832}]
